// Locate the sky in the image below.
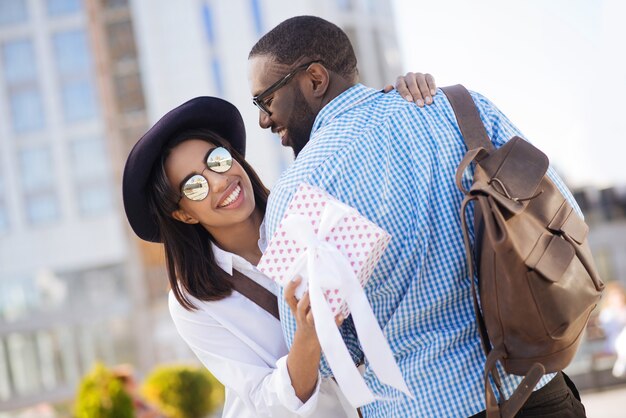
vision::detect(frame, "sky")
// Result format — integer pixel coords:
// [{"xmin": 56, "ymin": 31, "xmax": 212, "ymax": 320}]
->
[{"xmin": 392, "ymin": 0, "xmax": 626, "ymax": 188}]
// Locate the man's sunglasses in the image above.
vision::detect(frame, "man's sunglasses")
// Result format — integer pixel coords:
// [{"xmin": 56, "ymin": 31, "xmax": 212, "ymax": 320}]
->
[
  {"xmin": 178, "ymin": 147, "xmax": 233, "ymax": 202},
  {"xmin": 252, "ymin": 60, "xmax": 321, "ymax": 116}
]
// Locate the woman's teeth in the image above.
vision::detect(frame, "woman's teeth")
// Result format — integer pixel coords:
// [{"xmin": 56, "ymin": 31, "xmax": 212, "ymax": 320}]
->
[{"xmin": 219, "ymin": 185, "xmax": 241, "ymax": 207}]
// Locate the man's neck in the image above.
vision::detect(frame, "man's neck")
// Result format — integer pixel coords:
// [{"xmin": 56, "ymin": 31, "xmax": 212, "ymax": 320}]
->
[{"xmin": 319, "ymin": 75, "xmax": 357, "ymax": 110}]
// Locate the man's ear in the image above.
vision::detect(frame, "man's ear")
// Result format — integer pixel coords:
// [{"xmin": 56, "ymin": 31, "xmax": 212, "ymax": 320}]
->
[
  {"xmin": 306, "ymin": 63, "xmax": 330, "ymax": 99},
  {"xmin": 171, "ymin": 209, "xmax": 200, "ymax": 225}
]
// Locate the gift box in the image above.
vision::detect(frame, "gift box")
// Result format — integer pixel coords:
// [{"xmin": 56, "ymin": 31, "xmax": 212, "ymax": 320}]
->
[
  {"xmin": 258, "ymin": 183, "xmax": 412, "ymax": 407},
  {"xmin": 258, "ymin": 183, "xmax": 391, "ymax": 317}
]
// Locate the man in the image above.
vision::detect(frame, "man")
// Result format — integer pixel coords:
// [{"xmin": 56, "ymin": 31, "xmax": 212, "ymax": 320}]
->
[{"xmin": 248, "ymin": 16, "xmax": 585, "ymax": 417}]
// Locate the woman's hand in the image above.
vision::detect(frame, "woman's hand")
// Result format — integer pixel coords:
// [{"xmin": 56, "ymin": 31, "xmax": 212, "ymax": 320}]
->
[
  {"xmin": 285, "ymin": 277, "xmax": 318, "ymax": 343},
  {"xmin": 383, "ymin": 72, "xmax": 437, "ymax": 107},
  {"xmin": 284, "ymin": 277, "xmax": 344, "ymax": 403},
  {"xmin": 285, "ymin": 277, "xmax": 345, "ymax": 339}
]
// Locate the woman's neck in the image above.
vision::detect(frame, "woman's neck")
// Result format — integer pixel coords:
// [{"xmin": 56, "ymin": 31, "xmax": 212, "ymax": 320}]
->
[{"xmin": 210, "ymin": 209, "xmax": 264, "ymax": 265}]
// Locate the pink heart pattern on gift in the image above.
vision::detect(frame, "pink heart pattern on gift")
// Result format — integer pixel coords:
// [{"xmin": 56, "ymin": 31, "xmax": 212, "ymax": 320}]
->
[{"xmin": 258, "ymin": 183, "xmax": 391, "ymax": 318}]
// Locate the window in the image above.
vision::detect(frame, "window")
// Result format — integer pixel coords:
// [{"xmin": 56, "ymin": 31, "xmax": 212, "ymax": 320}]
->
[
  {"xmin": 19, "ymin": 147, "xmax": 60, "ymax": 224},
  {"xmin": 373, "ymin": 29, "xmax": 401, "ymax": 86},
  {"xmin": 101, "ymin": 0, "xmax": 128, "ymax": 10},
  {"xmin": 364, "ymin": 0, "xmax": 388, "ymax": 15},
  {"xmin": 113, "ymin": 72, "xmax": 144, "ymax": 113},
  {"xmin": 0, "ymin": 0, "xmax": 28, "ymax": 26},
  {"xmin": 25, "ymin": 193, "xmax": 59, "ymax": 224},
  {"xmin": 0, "ymin": 340, "xmax": 10, "ymax": 400},
  {"xmin": 9, "ymin": 90, "xmax": 45, "ymax": 133},
  {"xmin": 60, "ymin": 79, "xmax": 98, "ymax": 122},
  {"xmin": 70, "ymin": 138, "xmax": 112, "ymax": 215},
  {"xmin": 52, "ymin": 29, "xmax": 98, "ymax": 122},
  {"xmin": 201, "ymin": 3, "xmax": 216, "ymax": 45},
  {"xmin": 0, "ymin": 174, "xmax": 7, "ymax": 233},
  {"xmin": 20, "ymin": 148, "xmax": 54, "ymax": 191},
  {"xmin": 36, "ymin": 269, "xmax": 69, "ymax": 312},
  {"xmin": 2, "ymin": 39, "xmax": 37, "ymax": 83},
  {"xmin": 36, "ymin": 331, "xmax": 59, "ymax": 390},
  {"xmin": 335, "ymin": 0, "xmax": 353, "ymax": 11},
  {"xmin": 3, "ymin": 329, "xmax": 73, "ymax": 398},
  {"xmin": 7, "ymin": 333, "xmax": 41, "ymax": 395},
  {"xmin": 71, "ymin": 138, "xmax": 108, "ymax": 178},
  {"xmin": 76, "ymin": 187, "xmax": 112, "ymax": 215},
  {"xmin": 46, "ymin": 0, "xmax": 81, "ymax": 16},
  {"xmin": 211, "ymin": 57, "xmax": 224, "ymax": 96},
  {"xmin": 249, "ymin": 0, "xmax": 263, "ymax": 35},
  {"xmin": 2, "ymin": 39, "xmax": 45, "ymax": 133},
  {"xmin": 0, "ymin": 276, "xmax": 34, "ymax": 322},
  {"xmin": 106, "ymin": 20, "xmax": 137, "ymax": 64},
  {"xmin": 0, "ymin": 207, "xmax": 7, "ymax": 233},
  {"xmin": 53, "ymin": 30, "xmax": 91, "ymax": 75},
  {"xmin": 201, "ymin": 3, "xmax": 223, "ymax": 95},
  {"xmin": 57, "ymin": 326, "xmax": 79, "ymax": 384}
]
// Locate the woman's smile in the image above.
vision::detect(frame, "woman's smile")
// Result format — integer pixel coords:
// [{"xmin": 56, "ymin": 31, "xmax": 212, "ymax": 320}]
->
[{"xmin": 218, "ymin": 182, "xmax": 244, "ymax": 209}]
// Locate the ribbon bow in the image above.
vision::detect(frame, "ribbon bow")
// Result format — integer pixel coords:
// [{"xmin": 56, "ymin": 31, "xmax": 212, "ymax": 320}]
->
[{"xmin": 282, "ymin": 200, "xmax": 412, "ymax": 407}]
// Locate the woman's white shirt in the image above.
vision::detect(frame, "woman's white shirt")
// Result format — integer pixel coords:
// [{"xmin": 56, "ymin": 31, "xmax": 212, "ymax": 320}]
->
[{"xmin": 168, "ymin": 243, "xmax": 357, "ymax": 418}]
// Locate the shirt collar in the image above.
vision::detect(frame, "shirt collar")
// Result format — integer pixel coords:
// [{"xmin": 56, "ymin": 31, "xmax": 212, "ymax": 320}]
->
[
  {"xmin": 311, "ymin": 83, "xmax": 380, "ymax": 135},
  {"xmin": 211, "ymin": 241, "xmax": 261, "ymax": 277},
  {"xmin": 211, "ymin": 242, "xmax": 234, "ymax": 275}
]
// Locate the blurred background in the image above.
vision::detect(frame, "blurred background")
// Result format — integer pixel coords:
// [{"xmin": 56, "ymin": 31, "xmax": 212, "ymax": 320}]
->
[{"xmin": 0, "ymin": 0, "xmax": 624, "ymax": 416}]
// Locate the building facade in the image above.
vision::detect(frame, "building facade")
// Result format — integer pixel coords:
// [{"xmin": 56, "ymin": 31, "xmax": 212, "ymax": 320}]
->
[
  {"xmin": 0, "ymin": 0, "xmax": 140, "ymax": 412},
  {"xmin": 0, "ymin": 0, "xmax": 403, "ymax": 414}
]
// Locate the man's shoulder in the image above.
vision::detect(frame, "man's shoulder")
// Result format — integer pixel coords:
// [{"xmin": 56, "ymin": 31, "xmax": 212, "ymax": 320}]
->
[
  {"xmin": 318, "ymin": 89, "xmax": 423, "ymax": 138},
  {"xmin": 347, "ymin": 88, "xmax": 420, "ymax": 119}
]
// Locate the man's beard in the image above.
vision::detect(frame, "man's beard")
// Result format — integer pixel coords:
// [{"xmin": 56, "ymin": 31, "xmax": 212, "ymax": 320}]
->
[{"xmin": 288, "ymin": 87, "xmax": 317, "ymax": 158}]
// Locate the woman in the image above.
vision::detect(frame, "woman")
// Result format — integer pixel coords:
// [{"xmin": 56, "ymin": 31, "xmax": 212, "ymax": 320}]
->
[{"xmin": 122, "ymin": 74, "xmax": 436, "ymax": 418}]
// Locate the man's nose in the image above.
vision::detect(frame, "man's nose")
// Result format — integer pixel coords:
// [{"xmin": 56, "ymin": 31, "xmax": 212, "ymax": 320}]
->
[{"xmin": 259, "ymin": 110, "xmax": 272, "ymax": 129}]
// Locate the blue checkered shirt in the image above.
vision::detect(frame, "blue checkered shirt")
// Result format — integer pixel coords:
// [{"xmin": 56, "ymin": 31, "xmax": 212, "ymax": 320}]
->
[{"xmin": 262, "ymin": 84, "xmax": 577, "ymax": 417}]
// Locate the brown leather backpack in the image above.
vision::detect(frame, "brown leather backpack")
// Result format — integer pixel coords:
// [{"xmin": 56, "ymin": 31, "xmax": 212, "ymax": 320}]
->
[{"xmin": 442, "ymin": 85, "xmax": 604, "ymax": 418}]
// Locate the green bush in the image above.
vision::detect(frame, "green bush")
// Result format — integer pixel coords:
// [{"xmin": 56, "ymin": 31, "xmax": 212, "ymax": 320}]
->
[
  {"xmin": 141, "ymin": 364, "xmax": 224, "ymax": 418},
  {"xmin": 74, "ymin": 363, "xmax": 135, "ymax": 418}
]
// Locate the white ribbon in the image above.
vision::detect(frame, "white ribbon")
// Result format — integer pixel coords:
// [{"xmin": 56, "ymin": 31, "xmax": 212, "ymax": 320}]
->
[{"xmin": 282, "ymin": 200, "xmax": 413, "ymax": 408}]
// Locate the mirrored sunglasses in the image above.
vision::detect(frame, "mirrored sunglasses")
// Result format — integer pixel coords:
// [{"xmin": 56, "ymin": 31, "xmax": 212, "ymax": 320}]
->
[{"xmin": 179, "ymin": 147, "xmax": 233, "ymax": 202}]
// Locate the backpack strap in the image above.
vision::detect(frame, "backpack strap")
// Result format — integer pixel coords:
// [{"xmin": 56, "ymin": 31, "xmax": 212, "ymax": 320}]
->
[
  {"xmin": 231, "ymin": 269, "xmax": 280, "ymax": 320},
  {"xmin": 460, "ymin": 194, "xmax": 496, "ymax": 362},
  {"xmin": 445, "ymin": 84, "xmax": 495, "ymax": 360},
  {"xmin": 441, "ymin": 84, "xmax": 494, "ymax": 153},
  {"xmin": 445, "ymin": 84, "xmax": 507, "ymax": 405}
]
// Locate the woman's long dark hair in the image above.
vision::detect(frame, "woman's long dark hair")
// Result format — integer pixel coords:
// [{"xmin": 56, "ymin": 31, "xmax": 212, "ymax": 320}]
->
[{"xmin": 147, "ymin": 129, "xmax": 269, "ymax": 310}]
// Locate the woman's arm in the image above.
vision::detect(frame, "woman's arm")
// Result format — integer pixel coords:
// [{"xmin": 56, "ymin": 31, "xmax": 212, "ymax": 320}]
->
[
  {"xmin": 168, "ymin": 291, "xmax": 322, "ymax": 417},
  {"xmin": 284, "ymin": 277, "xmax": 344, "ymax": 402},
  {"xmin": 168, "ymin": 288, "xmax": 354, "ymax": 417},
  {"xmin": 285, "ymin": 280, "xmax": 321, "ymax": 402}
]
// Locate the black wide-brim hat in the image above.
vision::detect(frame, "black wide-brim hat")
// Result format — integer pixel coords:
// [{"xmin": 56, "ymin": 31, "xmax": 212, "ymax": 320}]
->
[{"xmin": 122, "ymin": 96, "xmax": 246, "ymax": 243}]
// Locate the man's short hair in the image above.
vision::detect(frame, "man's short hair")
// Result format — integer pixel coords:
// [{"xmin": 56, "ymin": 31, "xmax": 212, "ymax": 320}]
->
[{"xmin": 249, "ymin": 15, "xmax": 358, "ymax": 80}]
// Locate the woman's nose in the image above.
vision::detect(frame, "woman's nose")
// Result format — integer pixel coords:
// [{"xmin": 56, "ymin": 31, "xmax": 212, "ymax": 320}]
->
[{"xmin": 205, "ymin": 170, "xmax": 229, "ymax": 195}]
